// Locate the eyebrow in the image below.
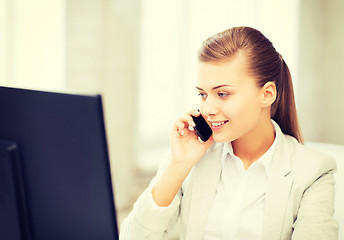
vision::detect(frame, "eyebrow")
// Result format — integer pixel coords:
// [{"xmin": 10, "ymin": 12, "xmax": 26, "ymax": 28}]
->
[{"xmin": 196, "ymin": 84, "xmax": 234, "ymax": 91}]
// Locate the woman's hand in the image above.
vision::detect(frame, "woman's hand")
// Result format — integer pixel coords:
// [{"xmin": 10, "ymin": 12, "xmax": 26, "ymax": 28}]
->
[
  {"xmin": 170, "ymin": 109, "xmax": 214, "ymax": 168},
  {"xmin": 152, "ymin": 109, "xmax": 214, "ymax": 207}
]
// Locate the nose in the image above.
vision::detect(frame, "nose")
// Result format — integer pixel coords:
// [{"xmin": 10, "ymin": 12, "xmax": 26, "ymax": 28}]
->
[{"xmin": 201, "ymin": 97, "xmax": 218, "ymax": 119}]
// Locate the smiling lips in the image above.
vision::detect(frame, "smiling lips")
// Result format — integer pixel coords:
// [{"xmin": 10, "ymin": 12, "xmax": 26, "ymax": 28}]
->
[{"xmin": 210, "ymin": 120, "xmax": 229, "ymax": 130}]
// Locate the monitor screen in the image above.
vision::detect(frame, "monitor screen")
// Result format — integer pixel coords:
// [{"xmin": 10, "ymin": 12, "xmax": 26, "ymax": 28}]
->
[{"xmin": 0, "ymin": 86, "xmax": 118, "ymax": 240}]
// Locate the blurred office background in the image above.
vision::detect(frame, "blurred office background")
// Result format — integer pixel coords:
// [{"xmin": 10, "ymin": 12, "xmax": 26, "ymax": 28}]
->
[{"xmin": 0, "ymin": 0, "xmax": 343, "ymax": 226}]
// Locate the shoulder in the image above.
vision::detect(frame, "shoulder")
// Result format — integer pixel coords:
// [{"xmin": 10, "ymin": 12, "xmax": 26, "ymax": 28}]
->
[{"xmin": 282, "ymin": 134, "xmax": 337, "ymax": 183}]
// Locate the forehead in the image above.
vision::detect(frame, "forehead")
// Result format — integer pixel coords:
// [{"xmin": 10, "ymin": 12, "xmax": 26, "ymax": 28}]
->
[{"xmin": 197, "ymin": 53, "xmax": 255, "ymax": 89}]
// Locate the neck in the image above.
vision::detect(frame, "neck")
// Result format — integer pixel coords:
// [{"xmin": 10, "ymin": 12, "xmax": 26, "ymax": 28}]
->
[{"xmin": 232, "ymin": 118, "xmax": 275, "ymax": 169}]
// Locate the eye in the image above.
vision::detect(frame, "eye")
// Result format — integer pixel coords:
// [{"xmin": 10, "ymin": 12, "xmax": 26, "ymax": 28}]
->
[
  {"xmin": 198, "ymin": 92, "xmax": 208, "ymax": 100},
  {"xmin": 217, "ymin": 92, "xmax": 230, "ymax": 98}
]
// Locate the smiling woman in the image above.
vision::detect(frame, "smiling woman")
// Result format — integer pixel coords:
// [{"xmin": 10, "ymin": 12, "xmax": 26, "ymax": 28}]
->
[
  {"xmin": 120, "ymin": 26, "xmax": 338, "ymax": 240},
  {"xmin": 197, "ymin": 28, "xmax": 302, "ymax": 144},
  {"xmin": 195, "ymin": 52, "xmax": 274, "ymax": 146},
  {"xmin": 136, "ymin": 0, "xmax": 301, "ymax": 175}
]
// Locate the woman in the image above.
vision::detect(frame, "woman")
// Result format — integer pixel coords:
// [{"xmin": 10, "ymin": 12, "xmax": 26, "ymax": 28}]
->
[{"xmin": 120, "ymin": 26, "xmax": 338, "ymax": 239}]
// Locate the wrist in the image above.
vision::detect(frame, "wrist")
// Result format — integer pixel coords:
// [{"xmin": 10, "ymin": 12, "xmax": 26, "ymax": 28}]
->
[
  {"xmin": 152, "ymin": 161, "xmax": 191, "ymax": 207},
  {"xmin": 168, "ymin": 159, "xmax": 194, "ymax": 182}
]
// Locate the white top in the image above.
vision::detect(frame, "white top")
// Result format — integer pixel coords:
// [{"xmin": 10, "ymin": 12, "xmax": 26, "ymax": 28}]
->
[{"xmin": 204, "ymin": 122, "xmax": 279, "ymax": 240}]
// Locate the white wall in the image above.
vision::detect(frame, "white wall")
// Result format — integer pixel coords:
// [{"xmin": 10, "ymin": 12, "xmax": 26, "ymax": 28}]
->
[
  {"xmin": 0, "ymin": 0, "xmax": 8, "ymax": 84},
  {"xmin": 297, "ymin": 0, "xmax": 344, "ymax": 145},
  {"xmin": 1, "ymin": 0, "xmax": 65, "ymax": 90}
]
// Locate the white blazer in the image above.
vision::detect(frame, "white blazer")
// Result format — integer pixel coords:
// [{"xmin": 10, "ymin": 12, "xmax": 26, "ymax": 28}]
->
[{"xmin": 120, "ymin": 127, "xmax": 338, "ymax": 240}]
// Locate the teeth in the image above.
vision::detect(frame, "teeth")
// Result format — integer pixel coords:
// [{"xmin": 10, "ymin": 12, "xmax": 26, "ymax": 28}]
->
[{"xmin": 211, "ymin": 121, "xmax": 226, "ymax": 127}]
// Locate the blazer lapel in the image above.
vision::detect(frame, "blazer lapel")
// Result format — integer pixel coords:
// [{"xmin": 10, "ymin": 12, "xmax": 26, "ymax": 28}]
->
[
  {"xmin": 185, "ymin": 144, "xmax": 223, "ymax": 240},
  {"xmin": 262, "ymin": 134, "xmax": 294, "ymax": 240}
]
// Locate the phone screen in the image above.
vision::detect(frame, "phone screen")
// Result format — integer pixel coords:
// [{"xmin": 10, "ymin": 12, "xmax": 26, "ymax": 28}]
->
[{"xmin": 192, "ymin": 114, "xmax": 212, "ymax": 142}]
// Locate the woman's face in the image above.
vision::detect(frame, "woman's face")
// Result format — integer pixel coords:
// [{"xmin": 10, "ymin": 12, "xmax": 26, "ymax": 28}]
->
[{"xmin": 196, "ymin": 53, "xmax": 268, "ymax": 143}]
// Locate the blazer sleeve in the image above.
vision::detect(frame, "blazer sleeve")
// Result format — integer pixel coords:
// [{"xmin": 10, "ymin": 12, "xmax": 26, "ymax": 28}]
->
[
  {"xmin": 119, "ymin": 156, "xmax": 182, "ymax": 240},
  {"xmin": 291, "ymin": 156, "xmax": 339, "ymax": 240}
]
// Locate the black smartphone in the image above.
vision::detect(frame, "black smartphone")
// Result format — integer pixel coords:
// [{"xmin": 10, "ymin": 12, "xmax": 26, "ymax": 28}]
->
[{"xmin": 191, "ymin": 114, "xmax": 212, "ymax": 142}]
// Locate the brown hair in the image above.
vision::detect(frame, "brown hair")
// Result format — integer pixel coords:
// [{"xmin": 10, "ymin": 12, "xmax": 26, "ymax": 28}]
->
[{"xmin": 198, "ymin": 26, "xmax": 303, "ymax": 143}]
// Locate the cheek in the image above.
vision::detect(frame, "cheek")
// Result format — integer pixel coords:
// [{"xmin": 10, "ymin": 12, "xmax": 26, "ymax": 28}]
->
[{"xmin": 225, "ymin": 94, "xmax": 262, "ymax": 121}]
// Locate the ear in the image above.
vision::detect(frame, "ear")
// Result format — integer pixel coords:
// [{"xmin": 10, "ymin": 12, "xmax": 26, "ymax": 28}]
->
[{"xmin": 261, "ymin": 81, "xmax": 276, "ymax": 107}]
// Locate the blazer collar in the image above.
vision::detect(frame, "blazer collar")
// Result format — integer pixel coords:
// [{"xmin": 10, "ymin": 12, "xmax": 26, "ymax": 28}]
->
[
  {"xmin": 262, "ymin": 129, "xmax": 295, "ymax": 239},
  {"xmin": 186, "ymin": 143, "xmax": 223, "ymax": 240}
]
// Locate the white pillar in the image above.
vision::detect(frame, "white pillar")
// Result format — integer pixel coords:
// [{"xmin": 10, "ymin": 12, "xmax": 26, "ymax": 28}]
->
[{"xmin": 65, "ymin": 0, "xmax": 141, "ymax": 223}]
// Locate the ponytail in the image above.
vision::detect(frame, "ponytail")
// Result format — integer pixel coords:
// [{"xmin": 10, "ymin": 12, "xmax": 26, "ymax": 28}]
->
[
  {"xmin": 198, "ymin": 26, "xmax": 303, "ymax": 143},
  {"xmin": 272, "ymin": 57, "xmax": 303, "ymax": 143}
]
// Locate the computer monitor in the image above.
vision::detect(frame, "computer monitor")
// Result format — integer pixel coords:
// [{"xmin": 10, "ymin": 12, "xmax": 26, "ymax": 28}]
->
[{"xmin": 0, "ymin": 86, "xmax": 119, "ymax": 240}]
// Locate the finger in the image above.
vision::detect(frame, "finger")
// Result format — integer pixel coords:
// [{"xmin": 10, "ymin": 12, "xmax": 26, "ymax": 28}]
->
[
  {"xmin": 174, "ymin": 121, "xmax": 185, "ymax": 136},
  {"xmin": 173, "ymin": 109, "xmax": 201, "ymax": 136},
  {"xmin": 179, "ymin": 115, "xmax": 196, "ymax": 128},
  {"xmin": 188, "ymin": 125, "xmax": 195, "ymax": 131}
]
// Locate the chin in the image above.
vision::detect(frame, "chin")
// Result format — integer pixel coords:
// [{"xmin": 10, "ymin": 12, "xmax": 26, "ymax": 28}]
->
[{"xmin": 212, "ymin": 133, "xmax": 233, "ymax": 143}]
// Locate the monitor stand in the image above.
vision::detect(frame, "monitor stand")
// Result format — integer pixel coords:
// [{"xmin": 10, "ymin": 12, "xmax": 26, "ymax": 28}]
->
[{"xmin": 0, "ymin": 140, "xmax": 31, "ymax": 240}]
